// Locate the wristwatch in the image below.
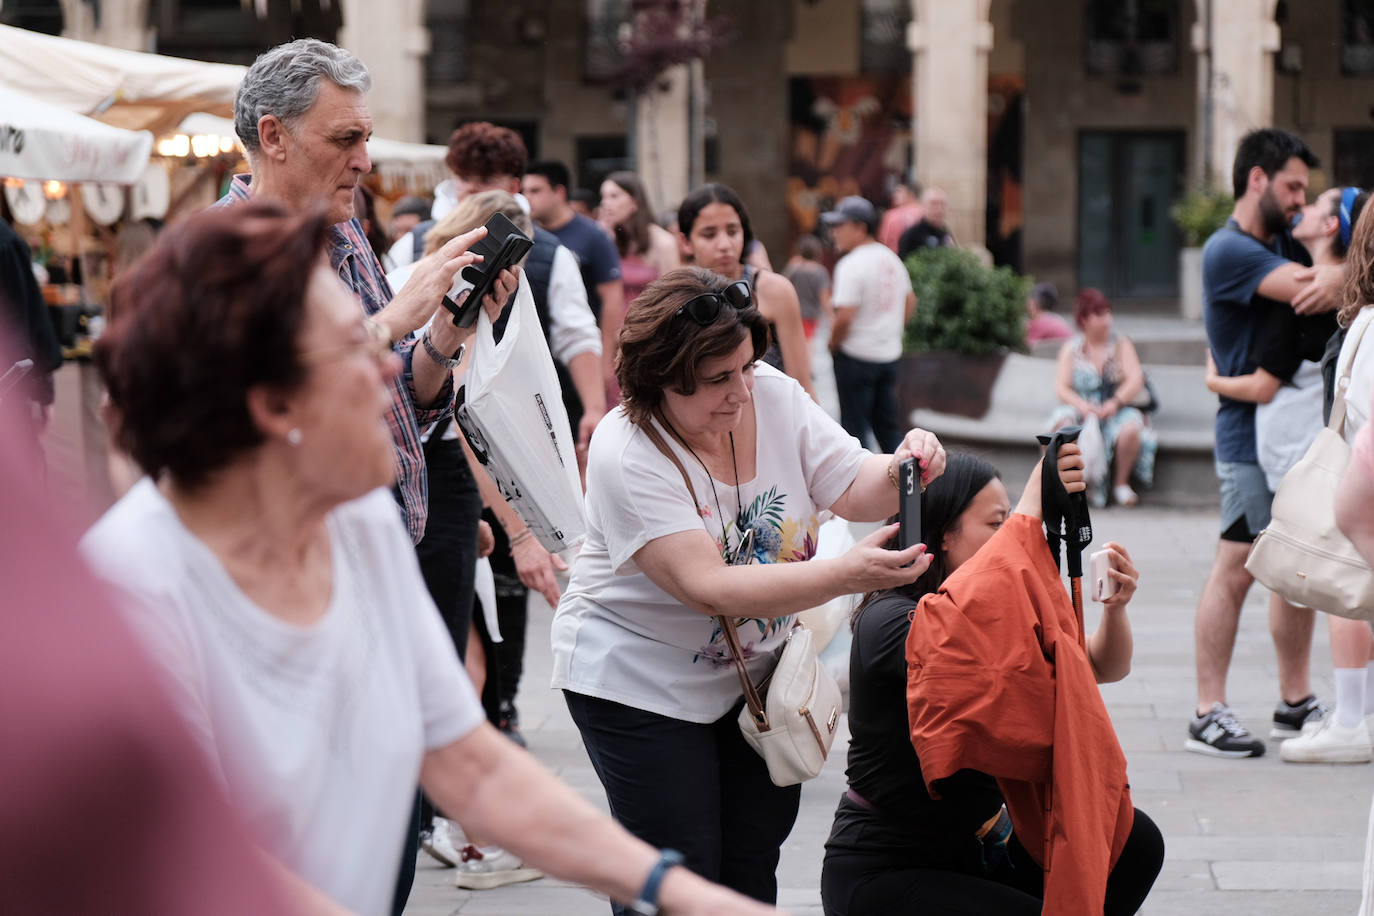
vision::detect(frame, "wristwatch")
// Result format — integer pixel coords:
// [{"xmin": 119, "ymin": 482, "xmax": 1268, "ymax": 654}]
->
[
  {"xmin": 421, "ymin": 326, "xmax": 464, "ymax": 370},
  {"xmin": 628, "ymin": 849, "xmax": 684, "ymax": 915}
]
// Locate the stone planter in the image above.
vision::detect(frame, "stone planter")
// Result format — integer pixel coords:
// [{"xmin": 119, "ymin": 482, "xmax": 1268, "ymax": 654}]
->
[
  {"xmin": 897, "ymin": 349, "xmax": 1008, "ymax": 420},
  {"xmin": 1179, "ymin": 246, "xmax": 1204, "ymax": 320}
]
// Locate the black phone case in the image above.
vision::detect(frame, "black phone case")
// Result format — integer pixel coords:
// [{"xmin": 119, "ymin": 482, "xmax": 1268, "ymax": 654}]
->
[
  {"xmin": 898, "ymin": 457, "xmax": 921, "ymax": 552},
  {"xmin": 443, "ymin": 212, "xmax": 533, "ymax": 328}
]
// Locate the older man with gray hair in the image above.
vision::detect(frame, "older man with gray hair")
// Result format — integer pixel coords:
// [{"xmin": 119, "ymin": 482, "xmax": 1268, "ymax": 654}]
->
[{"xmin": 220, "ymin": 38, "xmax": 514, "ymax": 546}]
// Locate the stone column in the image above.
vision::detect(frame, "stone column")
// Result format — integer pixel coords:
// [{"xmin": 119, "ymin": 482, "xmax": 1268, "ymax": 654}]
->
[
  {"xmin": 635, "ymin": 64, "xmax": 695, "ymax": 215},
  {"xmin": 909, "ymin": 0, "xmax": 993, "ymax": 249},
  {"xmin": 632, "ymin": 0, "xmax": 709, "ymax": 216},
  {"xmin": 1192, "ymin": 0, "xmax": 1280, "ymax": 186},
  {"xmin": 338, "ymin": 0, "xmax": 429, "ymax": 142},
  {"xmin": 62, "ymin": 0, "xmax": 151, "ymax": 50}
]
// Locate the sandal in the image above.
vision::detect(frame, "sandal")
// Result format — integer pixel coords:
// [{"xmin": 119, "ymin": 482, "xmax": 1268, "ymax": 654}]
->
[{"xmin": 1113, "ymin": 484, "xmax": 1139, "ymax": 507}]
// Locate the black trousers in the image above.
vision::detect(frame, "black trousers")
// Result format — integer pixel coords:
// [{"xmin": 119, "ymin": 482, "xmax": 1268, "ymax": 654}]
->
[
  {"xmin": 484, "ymin": 510, "xmax": 529, "ymax": 716},
  {"xmin": 564, "ymin": 691, "xmax": 802, "ymax": 915},
  {"xmin": 832, "ymin": 350, "xmax": 902, "ymax": 454},
  {"xmin": 820, "ymin": 801, "xmax": 1164, "ymax": 916},
  {"xmin": 416, "ymin": 436, "xmax": 483, "ymax": 665},
  {"xmin": 393, "ymin": 435, "xmax": 482, "ymax": 916}
]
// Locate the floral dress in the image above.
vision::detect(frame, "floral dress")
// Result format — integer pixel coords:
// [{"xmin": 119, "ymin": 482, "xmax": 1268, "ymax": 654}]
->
[{"xmin": 1046, "ymin": 333, "xmax": 1156, "ymax": 494}]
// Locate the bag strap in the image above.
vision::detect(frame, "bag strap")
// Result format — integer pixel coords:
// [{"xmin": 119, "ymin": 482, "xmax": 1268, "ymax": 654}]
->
[
  {"xmin": 639, "ymin": 416, "xmax": 771, "ymax": 730},
  {"xmin": 1331, "ymin": 312, "xmax": 1374, "ymax": 435}
]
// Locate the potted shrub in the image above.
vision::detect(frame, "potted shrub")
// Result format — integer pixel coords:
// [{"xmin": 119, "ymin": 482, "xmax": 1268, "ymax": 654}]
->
[
  {"xmin": 1171, "ymin": 184, "xmax": 1233, "ymax": 320},
  {"xmin": 898, "ymin": 247, "xmax": 1029, "ymax": 419}
]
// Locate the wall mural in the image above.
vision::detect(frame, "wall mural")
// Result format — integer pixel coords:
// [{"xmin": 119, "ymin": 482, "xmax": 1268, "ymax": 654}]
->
[{"xmin": 786, "ymin": 72, "xmax": 1025, "ymax": 270}]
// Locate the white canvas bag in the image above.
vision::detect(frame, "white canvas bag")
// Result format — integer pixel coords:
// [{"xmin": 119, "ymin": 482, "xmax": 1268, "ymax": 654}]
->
[{"xmin": 456, "ymin": 278, "xmax": 586, "ymax": 553}]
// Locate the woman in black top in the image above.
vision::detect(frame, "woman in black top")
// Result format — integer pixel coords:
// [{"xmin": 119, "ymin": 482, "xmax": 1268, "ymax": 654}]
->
[{"xmin": 821, "ymin": 452, "xmax": 1164, "ymax": 916}]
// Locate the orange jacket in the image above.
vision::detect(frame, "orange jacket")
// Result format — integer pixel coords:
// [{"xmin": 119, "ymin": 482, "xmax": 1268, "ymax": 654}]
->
[{"xmin": 905, "ymin": 514, "xmax": 1133, "ymax": 915}]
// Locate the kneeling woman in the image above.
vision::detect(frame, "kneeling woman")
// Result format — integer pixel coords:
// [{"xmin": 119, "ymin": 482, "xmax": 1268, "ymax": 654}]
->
[{"xmin": 821, "ymin": 450, "xmax": 1164, "ymax": 916}]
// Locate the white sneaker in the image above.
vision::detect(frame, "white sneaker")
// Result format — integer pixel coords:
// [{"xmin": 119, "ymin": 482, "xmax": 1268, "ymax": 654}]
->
[
  {"xmin": 420, "ymin": 817, "xmax": 466, "ymax": 867},
  {"xmin": 454, "ymin": 845, "xmax": 543, "ymax": 890},
  {"xmin": 1280, "ymin": 716, "xmax": 1373, "ymax": 764}
]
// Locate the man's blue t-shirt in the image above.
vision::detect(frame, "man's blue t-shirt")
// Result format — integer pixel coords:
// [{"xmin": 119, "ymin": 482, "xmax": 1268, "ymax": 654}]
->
[
  {"xmin": 1202, "ymin": 219, "xmax": 1310, "ymax": 463},
  {"xmin": 549, "ymin": 213, "xmax": 621, "ymax": 320}
]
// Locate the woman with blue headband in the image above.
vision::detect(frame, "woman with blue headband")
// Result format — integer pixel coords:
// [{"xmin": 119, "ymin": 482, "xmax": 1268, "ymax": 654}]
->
[
  {"xmin": 1280, "ymin": 187, "xmax": 1374, "ymax": 766},
  {"xmin": 1205, "ymin": 186, "xmax": 1368, "ymax": 490}
]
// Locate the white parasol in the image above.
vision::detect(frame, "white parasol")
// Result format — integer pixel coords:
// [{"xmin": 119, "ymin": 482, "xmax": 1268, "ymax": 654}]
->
[{"xmin": 0, "ymin": 83, "xmax": 153, "ymax": 183}]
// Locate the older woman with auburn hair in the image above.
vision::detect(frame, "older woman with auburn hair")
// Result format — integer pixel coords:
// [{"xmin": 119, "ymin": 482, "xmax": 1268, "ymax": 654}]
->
[
  {"xmin": 552, "ymin": 266, "xmax": 948, "ymax": 912},
  {"xmin": 1047, "ymin": 288, "xmax": 1156, "ymax": 507},
  {"xmin": 81, "ymin": 202, "xmax": 780, "ymax": 916}
]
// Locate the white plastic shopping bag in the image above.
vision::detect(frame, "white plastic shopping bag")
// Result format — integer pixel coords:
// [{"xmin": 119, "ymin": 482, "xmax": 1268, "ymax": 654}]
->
[
  {"xmin": 473, "ymin": 557, "xmax": 501, "ymax": 643},
  {"xmin": 456, "ymin": 278, "xmax": 586, "ymax": 553},
  {"xmin": 798, "ymin": 515, "xmax": 861, "ymax": 693},
  {"xmin": 1078, "ymin": 414, "xmax": 1108, "ymax": 486}
]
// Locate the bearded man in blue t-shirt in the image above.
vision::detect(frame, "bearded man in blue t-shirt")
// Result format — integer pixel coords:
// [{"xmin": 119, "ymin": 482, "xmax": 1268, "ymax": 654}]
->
[{"xmin": 1188, "ymin": 129, "xmax": 1347, "ymax": 759}]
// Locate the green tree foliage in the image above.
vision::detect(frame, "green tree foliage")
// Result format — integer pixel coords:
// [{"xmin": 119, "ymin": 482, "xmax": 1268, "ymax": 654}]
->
[{"xmin": 903, "ymin": 247, "xmax": 1029, "ymax": 356}]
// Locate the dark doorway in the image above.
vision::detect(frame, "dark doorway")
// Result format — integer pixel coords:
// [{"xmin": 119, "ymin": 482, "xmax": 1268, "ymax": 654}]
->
[
  {"xmin": 0, "ymin": 0, "xmax": 62, "ymax": 34},
  {"xmin": 575, "ymin": 136, "xmax": 631, "ymax": 192},
  {"xmin": 1078, "ymin": 130, "xmax": 1184, "ymax": 301}
]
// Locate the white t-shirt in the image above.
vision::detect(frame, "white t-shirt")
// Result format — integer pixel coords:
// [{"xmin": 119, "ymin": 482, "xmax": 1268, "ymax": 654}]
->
[
  {"xmin": 1256, "ymin": 359, "xmax": 1324, "ymax": 491},
  {"xmin": 1339, "ymin": 307, "xmax": 1374, "ymax": 444},
  {"xmin": 831, "ymin": 240, "xmax": 913, "ymax": 363},
  {"xmin": 81, "ymin": 482, "xmax": 483, "ymax": 916},
  {"xmin": 550, "ymin": 365, "xmax": 868, "ymax": 723}
]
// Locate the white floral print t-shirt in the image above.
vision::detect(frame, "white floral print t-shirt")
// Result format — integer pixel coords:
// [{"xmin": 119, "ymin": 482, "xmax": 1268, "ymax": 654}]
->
[{"xmin": 551, "ymin": 364, "xmax": 869, "ymax": 723}]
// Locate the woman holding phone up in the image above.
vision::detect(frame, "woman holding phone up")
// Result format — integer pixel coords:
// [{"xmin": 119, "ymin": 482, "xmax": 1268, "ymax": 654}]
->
[{"xmin": 552, "ymin": 267, "xmax": 944, "ymax": 912}]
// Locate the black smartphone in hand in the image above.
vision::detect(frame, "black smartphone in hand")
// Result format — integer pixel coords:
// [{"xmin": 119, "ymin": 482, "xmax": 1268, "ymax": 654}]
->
[
  {"xmin": 898, "ymin": 457, "xmax": 921, "ymax": 555},
  {"xmin": 442, "ymin": 211, "xmax": 533, "ymax": 328}
]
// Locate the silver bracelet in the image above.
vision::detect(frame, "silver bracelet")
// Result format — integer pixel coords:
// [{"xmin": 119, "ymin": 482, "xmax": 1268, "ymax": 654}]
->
[{"xmin": 421, "ymin": 327, "xmax": 464, "ymax": 370}]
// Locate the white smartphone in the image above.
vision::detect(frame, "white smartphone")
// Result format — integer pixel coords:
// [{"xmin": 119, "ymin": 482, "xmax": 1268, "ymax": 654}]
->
[{"xmin": 1090, "ymin": 548, "xmax": 1117, "ymax": 602}]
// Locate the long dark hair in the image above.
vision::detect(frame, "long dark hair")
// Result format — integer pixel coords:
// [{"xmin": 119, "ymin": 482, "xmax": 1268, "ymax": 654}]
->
[
  {"xmin": 677, "ymin": 183, "xmax": 755, "ymax": 264},
  {"xmin": 605, "ymin": 170, "xmax": 654, "ymax": 257},
  {"xmin": 851, "ymin": 451, "xmax": 1001, "ymax": 629}
]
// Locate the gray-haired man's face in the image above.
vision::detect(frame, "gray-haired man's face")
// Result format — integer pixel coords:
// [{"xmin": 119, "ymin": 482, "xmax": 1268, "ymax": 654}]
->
[{"xmin": 266, "ymin": 81, "xmax": 373, "ymax": 225}]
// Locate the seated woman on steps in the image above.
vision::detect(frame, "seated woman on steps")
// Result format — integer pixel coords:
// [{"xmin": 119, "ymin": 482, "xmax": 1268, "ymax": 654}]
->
[{"xmin": 1047, "ymin": 288, "xmax": 1156, "ymax": 508}]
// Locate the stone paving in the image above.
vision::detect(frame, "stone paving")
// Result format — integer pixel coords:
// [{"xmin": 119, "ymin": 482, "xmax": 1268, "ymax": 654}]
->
[{"xmin": 406, "ymin": 502, "xmax": 1372, "ymax": 916}]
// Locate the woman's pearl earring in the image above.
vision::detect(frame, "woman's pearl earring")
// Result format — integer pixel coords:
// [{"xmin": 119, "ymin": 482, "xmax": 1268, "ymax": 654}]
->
[{"xmin": 286, "ymin": 428, "xmax": 303, "ymax": 447}]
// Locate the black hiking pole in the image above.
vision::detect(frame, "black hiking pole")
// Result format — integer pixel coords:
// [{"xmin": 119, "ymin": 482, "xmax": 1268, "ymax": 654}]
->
[{"xmin": 1036, "ymin": 426, "xmax": 1093, "ymax": 648}]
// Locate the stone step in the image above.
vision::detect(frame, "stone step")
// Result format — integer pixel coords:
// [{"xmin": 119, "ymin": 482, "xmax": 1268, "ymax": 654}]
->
[{"xmin": 1029, "ymin": 314, "xmax": 1210, "ymax": 366}]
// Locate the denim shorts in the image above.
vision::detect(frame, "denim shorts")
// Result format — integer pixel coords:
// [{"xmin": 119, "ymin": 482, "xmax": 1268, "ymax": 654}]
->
[{"xmin": 1216, "ymin": 459, "xmax": 1273, "ymax": 542}]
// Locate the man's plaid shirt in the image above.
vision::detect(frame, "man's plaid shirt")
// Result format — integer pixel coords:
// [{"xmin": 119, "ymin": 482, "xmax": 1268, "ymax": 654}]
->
[{"xmin": 221, "ymin": 176, "xmax": 455, "ymax": 543}]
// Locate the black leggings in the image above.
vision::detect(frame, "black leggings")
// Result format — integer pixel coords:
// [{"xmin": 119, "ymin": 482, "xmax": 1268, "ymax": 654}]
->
[{"xmin": 821, "ymin": 806, "xmax": 1164, "ymax": 916}]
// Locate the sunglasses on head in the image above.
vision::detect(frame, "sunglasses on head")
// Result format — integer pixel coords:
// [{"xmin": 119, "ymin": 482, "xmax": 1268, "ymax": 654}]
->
[{"xmin": 675, "ymin": 280, "xmax": 752, "ymax": 326}]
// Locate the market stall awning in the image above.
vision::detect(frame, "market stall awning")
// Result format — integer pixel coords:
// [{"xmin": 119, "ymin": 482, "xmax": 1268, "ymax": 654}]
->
[
  {"xmin": 0, "ymin": 24, "xmax": 244, "ymax": 137},
  {"xmin": 0, "ymin": 84, "xmax": 153, "ymax": 183}
]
